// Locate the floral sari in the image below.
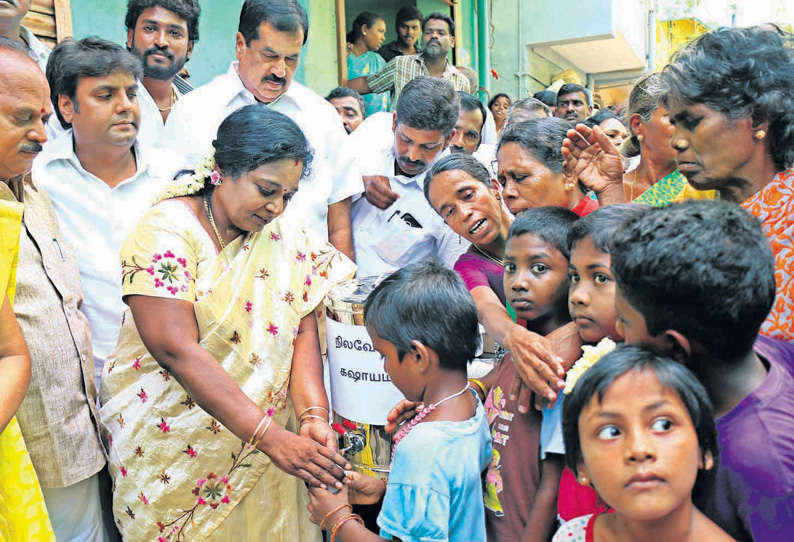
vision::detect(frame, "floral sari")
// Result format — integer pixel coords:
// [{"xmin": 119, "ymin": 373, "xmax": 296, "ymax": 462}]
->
[
  {"xmin": 0, "ymin": 196, "xmax": 55, "ymax": 542},
  {"xmin": 98, "ymin": 200, "xmax": 355, "ymax": 541}
]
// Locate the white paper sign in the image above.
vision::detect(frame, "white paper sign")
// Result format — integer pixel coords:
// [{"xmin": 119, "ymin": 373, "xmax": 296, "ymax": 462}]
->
[{"xmin": 326, "ymin": 318, "xmax": 406, "ymax": 426}]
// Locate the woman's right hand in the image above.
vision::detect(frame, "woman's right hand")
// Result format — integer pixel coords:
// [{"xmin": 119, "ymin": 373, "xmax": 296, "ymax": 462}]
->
[
  {"xmin": 385, "ymin": 399, "xmax": 422, "ymax": 434},
  {"xmin": 262, "ymin": 425, "xmax": 348, "ymax": 490},
  {"xmin": 503, "ymin": 324, "xmax": 566, "ymax": 407},
  {"xmin": 562, "ymin": 124, "xmax": 626, "ymax": 204}
]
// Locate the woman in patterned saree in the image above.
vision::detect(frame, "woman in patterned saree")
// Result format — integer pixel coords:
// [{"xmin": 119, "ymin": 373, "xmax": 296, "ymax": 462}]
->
[
  {"xmin": 98, "ymin": 105, "xmax": 356, "ymax": 541},
  {"xmin": 621, "ymin": 73, "xmax": 713, "ymax": 205},
  {"xmin": 563, "ymin": 25, "xmax": 793, "ymax": 340},
  {"xmin": 660, "ymin": 24, "xmax": 794, "ymax": 341}
]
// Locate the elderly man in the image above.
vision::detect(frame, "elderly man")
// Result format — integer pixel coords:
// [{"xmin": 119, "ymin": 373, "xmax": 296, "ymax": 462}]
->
[
  {"xmin": 0, "ymin": 37, "xmax": 107, "ymax": 542},
  {"xmin": 0, "ymin": 0, "xmax": 49, "ymax": 69},
  {"xmin": 326, "ymin": 86, "xmax": 366, "ymax": 134},
  {"xmin": 34, "ymin": 37, "xmax": 180, "ymax": 388},
  {"xmin": 347, "ymin": 12, "xmax": 470, "ymax": 109},
  {"xmin": 125, "ymin": 0, "xmax": 200, "ymax": 141},
  {"xmin": 163, "ymin": 0, "xmax": 360, "ymax": 259},
  {"xmin": 349, "ymin": 76, "xmax": 468, "ymax": 277}
]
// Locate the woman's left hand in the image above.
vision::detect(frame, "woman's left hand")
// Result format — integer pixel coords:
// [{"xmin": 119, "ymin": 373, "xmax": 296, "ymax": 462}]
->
[
  {"xmin": 301, "ymin": 417, "xmax": 340, "ymax": 451},
  {"xmin": 562, "ymin": 124, "xmax": 626, "ymax": 204},
  {"xmin": 308, "ymin": 483, "xmax": 352, "ymax": 530}
]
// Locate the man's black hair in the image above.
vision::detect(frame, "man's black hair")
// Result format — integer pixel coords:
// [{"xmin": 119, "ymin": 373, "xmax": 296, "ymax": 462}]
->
[
  {"xmin": 326, "ymin": 86, "xmax": 366, "ymax": 119},
  {"xmin": 47, "ymin": 37, "xmax": 143, "ymax": 129},
  {"xmin": 396, "ymin": 76, "xmax": 459, "ymax": 137},
  {"xmin": 421, "ymin": 11, "xmax": 454, "ymax": 36},
  {"xmin": 125, "ymin": 0, "xmax": 200, "ymax": 42},
  {"xmin": 239, "ymin": 0, "xmax": 309, "ymax": 46},
  {"xmin": 395, "ymin": 6, "xmax": 423, "ymax": 28},
  {"xmin": 557, "ymin": 83, "xmax": 591, "ymax": 106}
]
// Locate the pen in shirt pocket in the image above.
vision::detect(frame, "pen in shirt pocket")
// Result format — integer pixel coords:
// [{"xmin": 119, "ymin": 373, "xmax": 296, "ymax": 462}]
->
[{"xmin": 53, "ymin": 238, "xmax": 65, "ymax": 261}]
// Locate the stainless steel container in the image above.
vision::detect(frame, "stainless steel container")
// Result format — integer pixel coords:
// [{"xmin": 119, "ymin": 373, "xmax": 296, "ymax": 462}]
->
[{"xmin": 324, "ymin": 276, "xmax": 404, "ymax": 479}]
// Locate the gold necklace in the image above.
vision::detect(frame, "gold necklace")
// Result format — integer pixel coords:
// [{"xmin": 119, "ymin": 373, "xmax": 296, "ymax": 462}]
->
[
  {"xmin": 473, "ymin": 244, "xmax": 504, "ymax": 267},
  {"xmin": 158, "ymin": 86, "xmax": 177, "ymax": 112},
  {"xmin": 628, "ymin": 168, "xmax": 638, "ymax": 201},
  {"xmin": 203, "ymin": 193, "xmax": 226, "ymax": 252}
]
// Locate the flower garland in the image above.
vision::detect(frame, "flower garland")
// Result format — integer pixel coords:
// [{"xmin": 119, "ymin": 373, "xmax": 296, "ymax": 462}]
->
[
  {"xmin": 563, "ymin": 337, "xmax": 617, "ymax": 395},
  {"xmin": 152, "ymin": 149, "xmax": 222, "ymax": 205}
]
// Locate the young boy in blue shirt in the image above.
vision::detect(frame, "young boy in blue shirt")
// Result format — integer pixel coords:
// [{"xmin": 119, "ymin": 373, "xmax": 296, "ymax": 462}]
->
[{"xmin": 308, "ymin": 261, "xmax": 492, "ymax": 541}]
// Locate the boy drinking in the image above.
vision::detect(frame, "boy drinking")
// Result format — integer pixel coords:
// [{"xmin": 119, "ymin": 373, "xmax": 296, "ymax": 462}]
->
[{"xmin": 308, "ymin": 261, "xmax": 492, "ymax": 541}]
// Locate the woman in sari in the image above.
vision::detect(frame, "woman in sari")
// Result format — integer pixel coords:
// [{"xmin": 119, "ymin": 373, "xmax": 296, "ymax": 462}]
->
[
  {"xmin": 560, "ymin": 26, "xmax": 793, "ymax": 347},
  {"xmin": 496, "ymin": 117, "xmax": 600, "ymax": 219},
  {"xmin": 620, "ymin": 73, "xmax": 713, "ymax": 205},
  {"xmin": 98, "ymin": 105, "xmax": 356, "ymax": 541},
  {"xmin": 0, "ymin": 194, "xmax": 54, "ymax": 541},
  {"xmin": 347, "ymin": 12, "xmax": 390, "ymax": 114}
]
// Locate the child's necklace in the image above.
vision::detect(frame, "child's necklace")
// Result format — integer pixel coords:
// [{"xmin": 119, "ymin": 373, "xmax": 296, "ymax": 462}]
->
[{"xmin": 391, "ymin": 384, "xmax": 471, "ymax": 462}]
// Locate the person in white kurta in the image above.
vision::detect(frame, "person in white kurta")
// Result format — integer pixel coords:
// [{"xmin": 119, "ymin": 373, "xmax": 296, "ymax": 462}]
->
[
  {"xmin": 348, "ymin": 77, "xmax": 470, "ymax": 277},
  {"xmin": 37, "ymin": 37, "xmax": 185, "ymax": 388},
  {"xmin": 34, "ymin": 139, "xmax": 182, "ymax": 386}
]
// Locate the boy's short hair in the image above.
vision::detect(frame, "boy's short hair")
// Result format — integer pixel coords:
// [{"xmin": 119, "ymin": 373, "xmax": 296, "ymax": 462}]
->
[
  {"xmin": 610, "ymin": 200, "xmax": 776, "ymax": 360},
  {"xmin": 507, "ymin": 206, "xmax": 579, "ymax": 259},
  {"xmin": 567, "ymin": 204, "xmax": 649, "ymax": 253},
  {"xmin": 364, "ymin": 261, "xmax": 480, "ymax": 371},
  {"xmin": 562, "ymin": 344, "xmax": 719, "ymax": 477},
  {"xmin": 395, "ymin": 6, "xmax": 423, "ymax": 28},
  {"xmin": 47, "ymin": 37, "xmax": 143, "ymax": 129}
]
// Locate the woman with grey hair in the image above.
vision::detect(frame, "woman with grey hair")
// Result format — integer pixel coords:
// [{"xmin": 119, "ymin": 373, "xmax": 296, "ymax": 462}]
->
[{"xmin": 621, "ymin": 73, "xmax": 714, "ymax": 205}]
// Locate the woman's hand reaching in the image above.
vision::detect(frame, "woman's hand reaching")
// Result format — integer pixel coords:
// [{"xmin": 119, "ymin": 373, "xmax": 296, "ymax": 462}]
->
[
  {"xmin": 262, "ymin": 425, "xmax": 349, "ymax": 490},
  {"xmin": 562, "ymin": 124, "xmax": 626, "ymax": 204}
]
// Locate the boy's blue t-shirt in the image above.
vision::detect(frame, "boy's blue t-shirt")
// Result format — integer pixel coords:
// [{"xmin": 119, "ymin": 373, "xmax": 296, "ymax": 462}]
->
[{"xmin": 378, "ymin": 398, "xmax": 492, "ymax": 542}]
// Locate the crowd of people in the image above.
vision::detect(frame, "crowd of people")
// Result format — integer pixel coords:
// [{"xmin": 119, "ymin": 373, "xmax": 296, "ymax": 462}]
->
[{"xmin": 0, "ymin": 0, "xmax": 792, "ymax": 541}]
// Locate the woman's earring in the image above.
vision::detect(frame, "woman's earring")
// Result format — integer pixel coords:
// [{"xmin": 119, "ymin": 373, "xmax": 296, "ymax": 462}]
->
[
  {"xmin": 637, "ymin": 134, "xmax": 644, "ymax": 142},
  {"xmin": 579, "ymin": 475, "xmax": 589, "ymax": 485},
  {"xmin": 755, "ymin": 130, "xmax": 766, "ymax": 140}
]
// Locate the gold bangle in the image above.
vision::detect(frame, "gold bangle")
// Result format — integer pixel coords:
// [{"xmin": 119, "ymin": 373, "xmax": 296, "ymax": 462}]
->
[
  {"xmin": 248, "ymin": 414, "xmax": 269, "ymax": 446},
  {"xmin": 468, "ymin": 378, "xmax": 487, "ymax": 400},
  {"xmin": 330, "ymin": 513, "xmax": 363, "ymax": 542},
  {"xmin": 321, "ymin": 503, "xmax": 352, "ymax": 531},
  {"xmin": 298, "ymin": 405, "xmax": 329, "ymax": 419},
  {"xmin": 300, "ymin": 414, "xmax": 328, "ymax": 425},
  {"xmin": 252, "ymin": 416, "xmax": 273, "ymax": 449}
]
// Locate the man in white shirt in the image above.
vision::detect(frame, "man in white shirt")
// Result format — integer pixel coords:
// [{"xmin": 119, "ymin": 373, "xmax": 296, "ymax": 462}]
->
[
  {"xmin": 162, "ymin": 0, "xmax": 360, "ymax": 259},
  {"xmin": 34, "ymin": 37, "xmax": 182, "ymax": 387},
  {"xmin": 350, "ymin": 76, "xmax": 469, "ymax": 277},
  {"xmin": 125, "ymin": 0, "xmax": 199, "ymax": 145},
  {"xmin": 0, "ymin": 0, "xmax": 49, "ymax": 70}
]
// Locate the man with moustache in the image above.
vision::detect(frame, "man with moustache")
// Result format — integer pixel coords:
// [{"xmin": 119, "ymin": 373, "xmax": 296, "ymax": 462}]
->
[
  {"xmin": 163, "ymin": 0, "xmax": 360, "ymax": 259},
  {"xmin": 555, "ymin": 83, "xmax": 592, "ymax": 124},
  {"xmin": 326, "ymin": 86, "xmax": 366, "ymax": 134},
  {"xmin": 34, "ymin": 37, "xmax": 180, "ymax": 390},
  {"xmin": 347, "ymin": 12, "xmax": 470, "ymax": 109},
  {"xmin": 349, "ymin": 77, "xmax": 468, "ymax": 277},
  {"xmin": 0, "ymin": 37, "xmax": 107, "ymax": 541},
  {"xmin": 378, "ymin": 6, "xmax": 422, "ymax": 62},
  {"xmin": 125, "ymin": 0, "xmax": 200, "ymax": 141},
  {"xmin": 0, "ymin": 0, "xmax": 49, "ymax": 70}
]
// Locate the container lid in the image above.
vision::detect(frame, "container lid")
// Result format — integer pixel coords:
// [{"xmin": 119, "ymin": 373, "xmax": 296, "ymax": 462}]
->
[{"xmin": 324, "ymin": 275, "xmax": 387, "ymax": 313}]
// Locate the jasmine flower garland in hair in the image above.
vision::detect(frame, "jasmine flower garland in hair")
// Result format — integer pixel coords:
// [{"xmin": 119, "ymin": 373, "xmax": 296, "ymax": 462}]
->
[
  {"xmin": 152, "ymin": 148, "xmax": 222, "ymax": 205},
  {"xmin": 563, "ymin": 338, "xmax": 617, "ymax": 395}
]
